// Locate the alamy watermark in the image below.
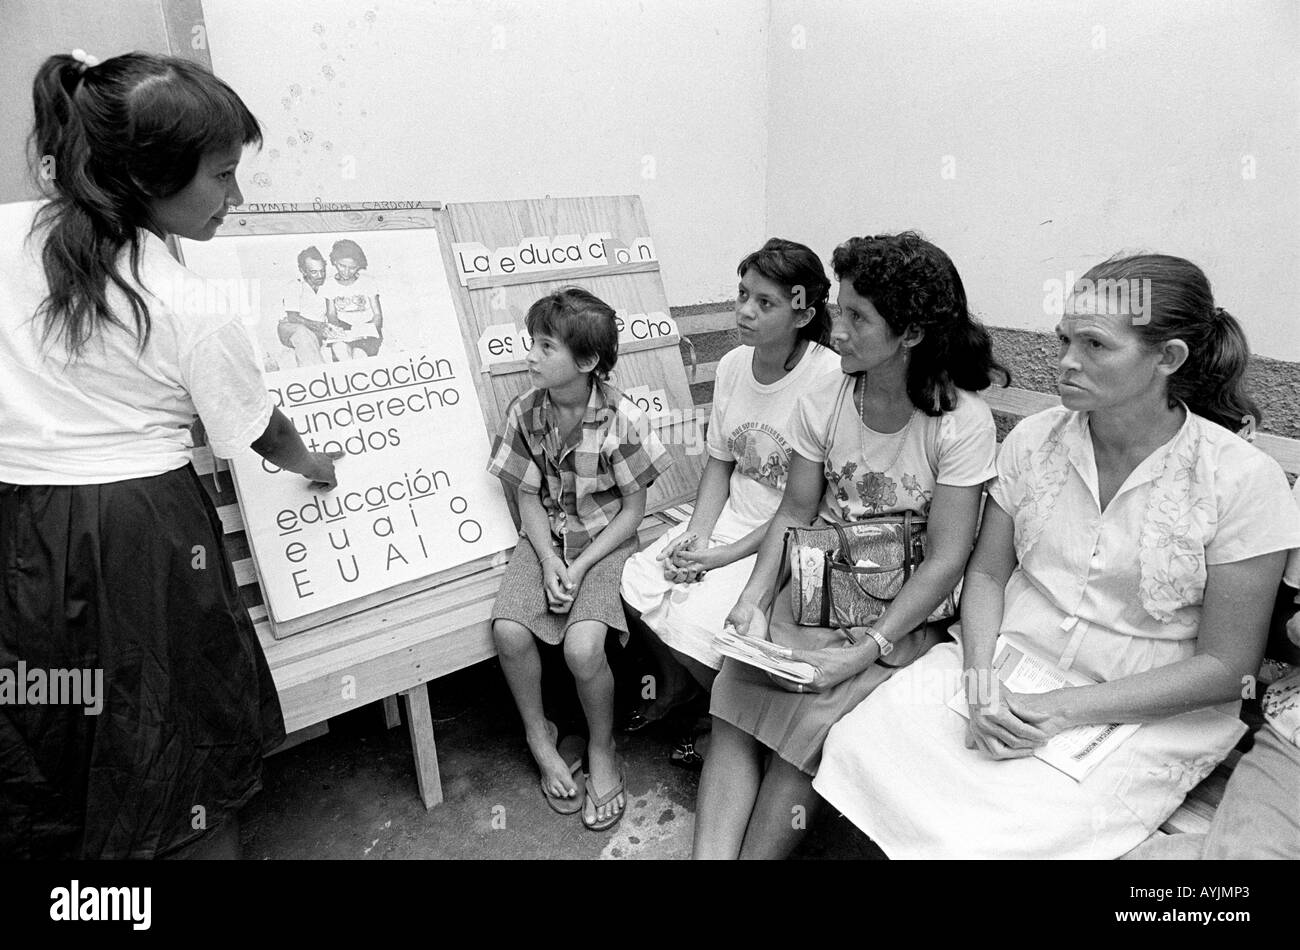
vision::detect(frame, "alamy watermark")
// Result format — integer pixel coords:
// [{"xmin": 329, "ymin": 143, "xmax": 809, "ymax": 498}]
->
[
  {"xmin": 151, "ymin": 274, "xmax": 262, "ymax": 321},
  {"xmin": 1043, "ymin": 270, "xmax": 1153, "ymax": 325},
  {"xmin": 0, "ymin": 662, "xmax": 103, "ymax": 715}
]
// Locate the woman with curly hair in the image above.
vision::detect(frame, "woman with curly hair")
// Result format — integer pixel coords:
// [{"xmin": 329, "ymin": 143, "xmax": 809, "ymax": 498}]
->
[
  {"xmin": 693, "ymin": 232, "xmax": 1009, "ymax": 859},
  {"xmin": 813, "ymin": 254, "xmax": 1300, "ymax": 859}
]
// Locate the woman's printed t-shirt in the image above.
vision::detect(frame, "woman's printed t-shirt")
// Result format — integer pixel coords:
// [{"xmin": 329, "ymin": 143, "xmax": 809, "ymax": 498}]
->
[
  {"xmin": 0, "ymin": 201, "xmax": 273, "ymax": 483},
  {"xmin": 705, "ymin": 342, "xmax": 842, "ymax": 531},
  {"xmin": 324, "ymin": 273, "xmax": 380, "ymax": 338},
  {"xmin": 787, "ymin": 379, "xmax": 998, "ymax": 523}
]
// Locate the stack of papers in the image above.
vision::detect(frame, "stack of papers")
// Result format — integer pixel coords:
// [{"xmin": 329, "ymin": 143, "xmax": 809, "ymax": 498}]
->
[
  {"xmin": 714, "ymin": 626, "xmax": 817, "ymax": 685},
  {"xmin": 946, "ymin": 642, "xmax": 1140, "ymax": 782}
]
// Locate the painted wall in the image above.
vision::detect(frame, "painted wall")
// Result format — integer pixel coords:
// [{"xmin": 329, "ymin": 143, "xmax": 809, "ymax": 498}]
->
[
  {"xmin": 7, "ymin": 0, "xmax": 1296, "ymax": 369},
  {"xmin": 200, "ymin": 0, "xmax": 771, "ymax": 308},
  {"xmin": 0, "ymin": 0, "xmax": 179, "ymax": 203},
  {"xmin": 764, "ymin": 0, "xmax": 1300, "ymax": 363}
]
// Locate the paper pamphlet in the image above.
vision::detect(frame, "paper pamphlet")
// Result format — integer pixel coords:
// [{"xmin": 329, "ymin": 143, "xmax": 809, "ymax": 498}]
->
[
  {"xmin": 713, "ymin": 626, "xmax": 817, "ymax": 685},
  {"xmin": 946, "ymin": 642, "xmax": 1139, "ymax": 782}
]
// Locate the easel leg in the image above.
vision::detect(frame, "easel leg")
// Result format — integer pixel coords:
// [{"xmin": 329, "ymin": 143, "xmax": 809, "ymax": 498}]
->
[
  {"xmin": 382, "ymin": 694, "xmax": 401, "ymax": 729},
  {"xmin": 401, "ymin": 683, "xmax": 443, "ymax": 809}
]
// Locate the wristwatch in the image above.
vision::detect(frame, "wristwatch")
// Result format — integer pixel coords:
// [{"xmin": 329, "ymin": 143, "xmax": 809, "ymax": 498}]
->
[{"xmin": 865, "ymin": 627, "xmax": 893, "ymax": 657}]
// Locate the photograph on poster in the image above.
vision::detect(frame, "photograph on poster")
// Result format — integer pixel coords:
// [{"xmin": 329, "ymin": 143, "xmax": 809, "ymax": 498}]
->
[
  {"xmin": 181, "ymin": 225, "xmax": 518, "ymax": 625},
  {"xmin": 182, "ymin": 227, "xmax": 459, "ymax": 372}
]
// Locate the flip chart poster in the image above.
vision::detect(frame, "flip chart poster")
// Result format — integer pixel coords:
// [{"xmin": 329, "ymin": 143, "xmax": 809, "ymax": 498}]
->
[{"xmin": 181, "ymin": 226, "xmax": 517, "ymax": 622}]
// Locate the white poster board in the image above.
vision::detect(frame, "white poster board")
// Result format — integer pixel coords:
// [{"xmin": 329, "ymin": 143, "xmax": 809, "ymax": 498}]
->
[{"xmin": 181, "ymin": 224, "xmax": 517, "ymax": 624}]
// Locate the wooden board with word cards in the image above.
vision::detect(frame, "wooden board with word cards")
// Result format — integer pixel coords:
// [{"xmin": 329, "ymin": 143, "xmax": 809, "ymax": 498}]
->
[{"xmin": 446, "ymin": 195, "xmax": 705, "ymax": 513}]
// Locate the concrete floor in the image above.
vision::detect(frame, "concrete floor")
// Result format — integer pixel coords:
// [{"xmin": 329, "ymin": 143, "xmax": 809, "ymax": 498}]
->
[{"xmin": 240, "ymin": 645, "xmax": 885, "ymax": 860}]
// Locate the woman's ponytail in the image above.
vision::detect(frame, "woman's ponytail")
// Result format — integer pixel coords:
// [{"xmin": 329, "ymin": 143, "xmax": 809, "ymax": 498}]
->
[{"xmin": 1171, "ymin": 306, "xmax": 1259, "ymax": 432}]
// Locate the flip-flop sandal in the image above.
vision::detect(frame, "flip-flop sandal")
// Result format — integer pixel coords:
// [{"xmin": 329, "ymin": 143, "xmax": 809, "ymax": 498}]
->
[
  {"xmin": 581, "ymin": 764, "xmax": 626, "ymax": 832},
  {"xmin": 541, "ymin": 734, "xmax": 586, "ymax": 815}
]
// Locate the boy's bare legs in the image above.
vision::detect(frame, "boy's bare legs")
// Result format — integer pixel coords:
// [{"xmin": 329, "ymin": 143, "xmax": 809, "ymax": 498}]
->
[
  {"xmin": 693, "ymin": 716, "xmax": 763, "ymax": 858},
  {"xmin": 738, "ymin": 758, "xmax": 820, "ymax": 859},
  {"xmin": 564, "ymin": 620, "xmax": 624, "ymax": 824},
  {"xmin": 492, "ymin": 619, "xmax": 579, "ymax": 801}
]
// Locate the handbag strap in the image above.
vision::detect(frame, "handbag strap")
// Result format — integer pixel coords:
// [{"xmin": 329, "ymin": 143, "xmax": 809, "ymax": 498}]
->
[
  {"xmin": 829, "ymin": 520, "xmax": 854, "ymax": 565},
  {"xmin": 774, "ymin": 526, "xmax": 795, "ymax": 623},
  {"xmin": 821, "ymin": 375, "xmax": 854, "ymax": 477}
]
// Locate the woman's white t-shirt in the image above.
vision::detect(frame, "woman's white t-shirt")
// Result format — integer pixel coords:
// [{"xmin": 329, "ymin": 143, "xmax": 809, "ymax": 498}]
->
[
  {"xmin": 705, "ymin": 341, "xmax": 843, "ymax": 534},
  {"xmin": 0, "ymin": 201, "xmax": 273, "ymax": 484}
]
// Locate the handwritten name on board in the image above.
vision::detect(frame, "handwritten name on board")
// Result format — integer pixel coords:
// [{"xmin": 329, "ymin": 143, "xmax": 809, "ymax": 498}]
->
[
  {"xmin": 229, "ymin": 351, "xmax": 518, "ymax": 623},
  {"xmin": 452, "ymin": 233, "xmax": 657, "ymax": 284}
]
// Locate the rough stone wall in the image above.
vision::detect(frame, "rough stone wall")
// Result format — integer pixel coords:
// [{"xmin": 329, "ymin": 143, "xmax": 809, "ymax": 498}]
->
[{"xmin": 671, "ymin": 307, "xmax": 1299, "ymax": 441}]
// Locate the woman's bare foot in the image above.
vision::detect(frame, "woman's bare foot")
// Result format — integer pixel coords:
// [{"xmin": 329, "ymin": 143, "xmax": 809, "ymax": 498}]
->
[
  {"xmin": 527, "ymin": 719, "xmax": 580, "ymax": 800},
  {"xmin": 583, "ymin": 737, "xmax": 625, "ymax": 827}
]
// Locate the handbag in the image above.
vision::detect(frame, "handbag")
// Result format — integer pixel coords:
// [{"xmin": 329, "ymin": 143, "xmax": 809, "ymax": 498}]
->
[
  {"xmin": 783, "ymin": 514, "xmax": 948, "ymax": 628},
  {"xmin": 780, "ymin": 376, "xmax": 956, "ymax": 629}
]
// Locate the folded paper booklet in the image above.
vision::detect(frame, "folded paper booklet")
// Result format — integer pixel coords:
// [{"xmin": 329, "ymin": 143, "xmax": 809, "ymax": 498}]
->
[
  {"xmin": 946, "ymin": 641, "xmax": 1140, "ymax": 782},
  {"xmin": 713, "ymin": 626, "xmax": 817, "ymax": 685}
]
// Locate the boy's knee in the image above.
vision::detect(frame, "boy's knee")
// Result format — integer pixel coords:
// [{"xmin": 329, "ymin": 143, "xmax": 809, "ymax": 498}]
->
[
  {"xmin": 563, "ymin": 624, "xmax": 608, "ymax": 677},
  {"xmin": 493, "ymin": 619, "xmax": 534, "ymax": 656}
]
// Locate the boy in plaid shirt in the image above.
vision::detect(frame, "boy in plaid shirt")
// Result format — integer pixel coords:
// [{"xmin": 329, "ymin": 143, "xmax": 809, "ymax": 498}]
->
[{"xmin": 487, "ymin": 288, "xmax": 671, "ymax": 831}]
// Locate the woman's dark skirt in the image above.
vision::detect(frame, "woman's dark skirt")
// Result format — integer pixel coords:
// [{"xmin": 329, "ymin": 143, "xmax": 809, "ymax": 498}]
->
[{"xmin": 0, "ymin": 465, "xmax": 285, "ymax": 859}]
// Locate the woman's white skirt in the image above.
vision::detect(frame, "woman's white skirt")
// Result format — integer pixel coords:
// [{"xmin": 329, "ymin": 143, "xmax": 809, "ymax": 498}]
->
[
  {"xmin": 813, "ymin": 641, "xmax": 1245, "ymax": 859},
  {"xmin": 620, "ymin": 506, "xmax": 761, "ymax": 671}
]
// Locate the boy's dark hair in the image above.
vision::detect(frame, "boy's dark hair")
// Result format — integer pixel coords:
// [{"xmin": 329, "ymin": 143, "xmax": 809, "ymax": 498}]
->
[
  {"xmin": 28, "ymin": 51, "xmax": 262, "ymax": 355},
  {"xmin": 831, "ymin": 231, "xmax": 1010, "ymax": 415},
  {"xmin": 297, "ymin": 246, "xmax": 325, "ymax": 269},
  {"xmin": 525, "ymin": 287, "xmax": 619, "ymax": 380}
]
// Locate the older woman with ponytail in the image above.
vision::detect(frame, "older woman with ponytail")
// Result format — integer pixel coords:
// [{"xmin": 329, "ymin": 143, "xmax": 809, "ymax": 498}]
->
[
  {"xmin": 0, "ymin": 52, "xmax": 340, "ymax": 859},
  {"xmin": 693, "ymin": 232, "xmax": 1007, "ymax": 859},
  {"xmin": 814, "ymin": 254, "xmax": 1300, "ymax": 859}
]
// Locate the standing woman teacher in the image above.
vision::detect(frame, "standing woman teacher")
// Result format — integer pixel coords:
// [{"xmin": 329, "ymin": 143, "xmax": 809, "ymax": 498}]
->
[{"xmin": 0, "ymin": 52, "xmax": 339, "ymax": 859}]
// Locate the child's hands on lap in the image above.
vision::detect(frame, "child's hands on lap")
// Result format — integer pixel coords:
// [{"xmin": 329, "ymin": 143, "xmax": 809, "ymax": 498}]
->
[
  {"xmin": 671, "ymin": 543, "xmax": 731, "ymax": 578},
  {"xmin": 544, "ymin": 556, "xmax": 580, "ymax": 614},
  {"xmin": 658, "ymin": 532, "xmax": 702, "ymax": 582}
]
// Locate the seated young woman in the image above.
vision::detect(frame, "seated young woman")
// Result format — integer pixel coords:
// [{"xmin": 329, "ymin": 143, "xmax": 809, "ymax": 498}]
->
[
  {"xmin": 693, "ymin": 232, "xmax": 1008, "ymax": 859},
  {"xmin": 813, "ymin": 254, "xmax": 1300, "ymax": 859},
  {"xmin": 620, "ymin": 239, "xmax": 841, "ymax": 753}
]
